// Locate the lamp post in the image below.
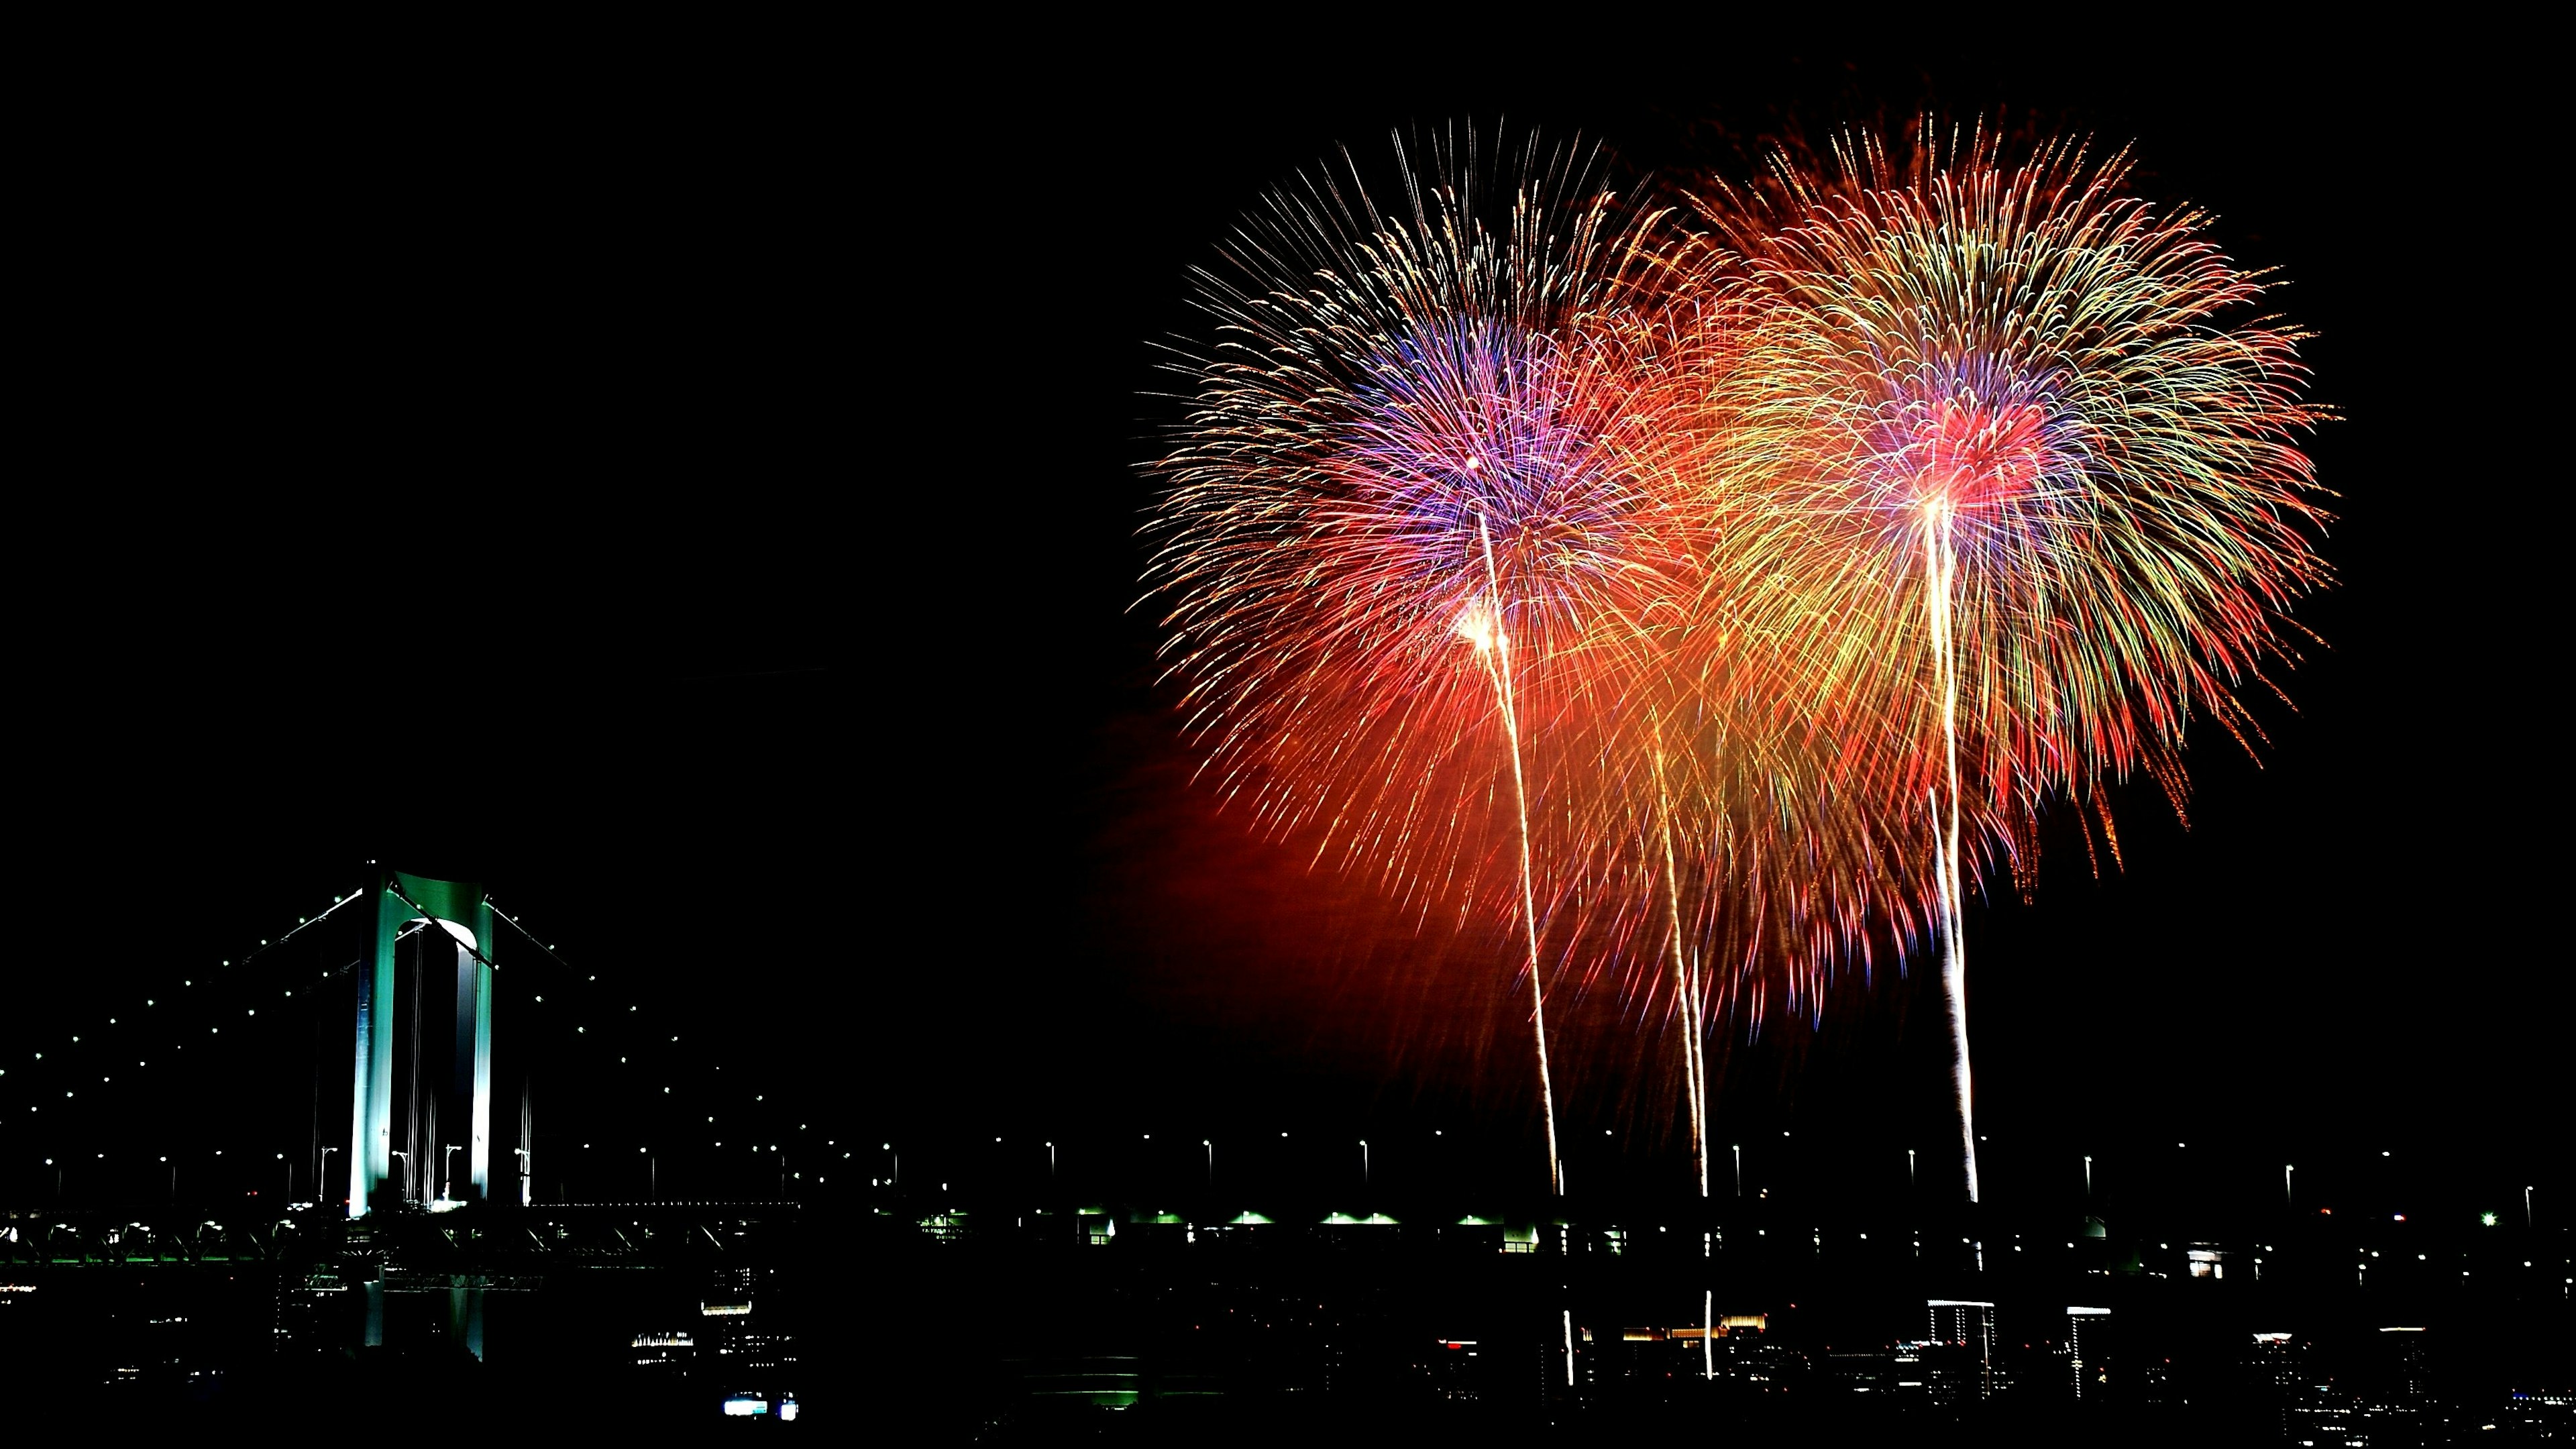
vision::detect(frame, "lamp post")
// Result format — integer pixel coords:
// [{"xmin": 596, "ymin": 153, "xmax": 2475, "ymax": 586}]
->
[
  {"xmin": 2084, "ymin": 1155, "xmax": 2093, "ymax": 1197},
  {"xmin": 442, "ymin": 1144, "xmax": 462, "ymax": 1203},
  {"xmin": 1909, "ymin": 1148, "xmax": 1917, "ymax": 1189},
  {"xmin": 1732, "ymin": 1144, "xmax": 1741, "ymax": 1198},
  {"xmin": 278, "ymin": 1153, "xmax": 290, "ymax": 1202},
  {"xmin": 320, "ymin": 1146, "xmax": 338, "ymax": 1208},
  {"xmin": 1203, "ymin": 1140, "xmax": 1213, "ymax": 1191},
  {"xmin": 512, "ymin": 1147, "xmax": 531, "ymax": 1207},
  {"xmin": 390, "ymin": 1150, "xmax": 411, "ymax": 1203},
  {"xmin": 1360, "ymin": 1140, "xmax": 1370, "ymax": 1189},
  {"xmin": 2285, "ymin": 1163, "xmax": 2294, "ymax": 1210},
  {"xmin": 1046, "ymin": 1142, "xmax": 1055, "ymax": 1179}
]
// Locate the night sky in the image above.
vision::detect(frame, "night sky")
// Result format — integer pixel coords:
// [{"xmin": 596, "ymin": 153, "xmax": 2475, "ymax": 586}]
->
[{"xmin": 12, "ymin": 36, "xmax": 2559, "ymax": 1222}]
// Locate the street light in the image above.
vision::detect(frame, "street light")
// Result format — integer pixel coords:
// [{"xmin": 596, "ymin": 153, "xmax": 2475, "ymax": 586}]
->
[
  {"xmin": 441, "ymin": 1144, "xmax": 462, "ymax": 1202},
  {"xmin": 320, "ymin": 1146, "xmax": 339, "ymax": 1205},
  {"xmin": 1203, "ymin": 1140, "xmax": 1213, "ymax": 1190},
  {"xmin": 513, "ymin": 1147, "xmax": 531, "ymax": 1207},
  {"xmin": 1360, "ymin": 1140, "xmax": 1370, "ymax": 1188},
  {"xmin": 391, "ymin": 1150, "xmax": 411, "ymax": 1202}
]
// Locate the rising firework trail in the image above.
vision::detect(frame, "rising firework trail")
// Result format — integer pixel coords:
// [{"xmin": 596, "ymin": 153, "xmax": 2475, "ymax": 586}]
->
[
  {"xmin": 1646, "ymin": 712, "xmax": 1706, "ymax": 1199},
  {"xmin": 1924, "ymin": 496, "xmax": 1976, "ymax": 1199},
  {"xmin": 1464, "ymin": 513, "xmax": 1561, "ymax": 1193}
]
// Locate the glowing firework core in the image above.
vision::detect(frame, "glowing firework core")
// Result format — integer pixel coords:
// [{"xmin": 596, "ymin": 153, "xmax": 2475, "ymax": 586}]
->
[
  {"xmin": 1901, "ymin": 396, "xmax": 2060, "ymax": 513},
  {"xmin": 1454, "ymin": 600, "xmax": 1497, "ymax": 651}
]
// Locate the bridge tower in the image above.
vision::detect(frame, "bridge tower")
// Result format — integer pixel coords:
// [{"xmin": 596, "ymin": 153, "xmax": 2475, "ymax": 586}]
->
[{"xmin": 347, "ymin": 869, "xmax": 495, "ymax": 1218}]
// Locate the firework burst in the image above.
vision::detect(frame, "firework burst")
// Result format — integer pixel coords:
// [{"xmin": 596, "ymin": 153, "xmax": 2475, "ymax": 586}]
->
[
  {"xmin": 1146, "ymin": 127, "xmax": 1686, "ymax": 1191},
  {"xmin": 1697, "ymin": 124, "xmax": 2332, "ymax": 1197},
  {"xmin": 1144, "ymin": 118, "xmax": 2330, "ymax": 1208}
]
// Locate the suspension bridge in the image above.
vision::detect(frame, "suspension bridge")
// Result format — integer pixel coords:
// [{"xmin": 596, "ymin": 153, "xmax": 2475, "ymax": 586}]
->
[{"xmin": 0, "ymin": 865, "xmax": 836, "ymax": 1361}]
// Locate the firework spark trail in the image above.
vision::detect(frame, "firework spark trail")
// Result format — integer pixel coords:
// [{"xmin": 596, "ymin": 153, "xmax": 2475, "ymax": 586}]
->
[
  {"xmin": 1647, "ymin": 719, "xmax": 1706, "ymax": 1199},
  {"xmin": 1466, "ymin": 513, "xmax": 1562, "ymax": 1193},
  {"xmin": 1924, "ymin": 502, "xmax": 1978, "ymax": 1200}
]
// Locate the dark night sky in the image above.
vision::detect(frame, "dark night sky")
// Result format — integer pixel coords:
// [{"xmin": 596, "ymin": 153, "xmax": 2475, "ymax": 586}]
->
[{"xmin": 9, "ymin": 33, "xmax": 2561, "ymax": 1216}]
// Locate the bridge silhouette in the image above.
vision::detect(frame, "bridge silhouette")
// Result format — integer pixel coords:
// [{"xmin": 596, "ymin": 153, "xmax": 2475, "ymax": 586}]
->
[{"xmin": 1, "ymin": 863, "xmax": 833, "ymax": 1360}]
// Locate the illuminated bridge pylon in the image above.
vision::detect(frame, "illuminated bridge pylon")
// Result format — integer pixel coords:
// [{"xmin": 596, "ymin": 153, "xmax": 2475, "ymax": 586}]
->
[{"xmin": 349, "ymin": 870, "xmax": 496, "ymax": 1219}]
